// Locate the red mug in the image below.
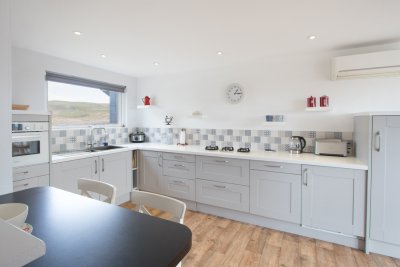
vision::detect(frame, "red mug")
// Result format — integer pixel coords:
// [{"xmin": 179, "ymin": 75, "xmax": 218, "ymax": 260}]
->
[
  {"xmin": 307, "ymin": 96, "xmax": 316, "ymax": 107},
  {"xmin": 320, "ymin": 95, "xmax": 329, "ymax": 107},
  {"xmin": 142, "ymin": 96, "xmax": 151, "ymax": 105}
]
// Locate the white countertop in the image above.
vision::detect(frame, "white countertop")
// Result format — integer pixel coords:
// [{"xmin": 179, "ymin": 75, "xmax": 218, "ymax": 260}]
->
[
  {"xmin": 354, "ymin": 111, "xmax": 400, "ymax": 116},
  {"xmin": 52, "ymin": 143, "xmax": 368, "ymax": 170}
]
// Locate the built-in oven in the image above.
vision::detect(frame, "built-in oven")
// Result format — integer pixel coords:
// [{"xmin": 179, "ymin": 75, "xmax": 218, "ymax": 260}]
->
[{"xmin": 12, "ymin": 122, "xmax": 49, "ymax": 167}]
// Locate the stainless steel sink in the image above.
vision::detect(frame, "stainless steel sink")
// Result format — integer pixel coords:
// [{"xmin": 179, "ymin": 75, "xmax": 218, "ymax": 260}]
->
[{"xmin": 88, "ymin": 145, "xmax": 123, "ymax": 152}]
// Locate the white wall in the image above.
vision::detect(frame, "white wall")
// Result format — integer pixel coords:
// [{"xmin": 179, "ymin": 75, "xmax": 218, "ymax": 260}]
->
[
  {"xmin": 0, "ymin": 0, "xmax": 13, "ymax": 195},
  {"xmin": 136, "ymin": 45, "xmax": 400, "ymax": 132},
  {"xmin": 12, "ymin": 47, "xmax": 138, "ymax": 128}
]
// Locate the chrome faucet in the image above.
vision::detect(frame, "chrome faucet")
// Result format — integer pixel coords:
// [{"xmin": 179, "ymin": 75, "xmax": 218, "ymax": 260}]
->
[{"xmin": 88, "ymin": 127, "xmax": 107, "ymax": 150}]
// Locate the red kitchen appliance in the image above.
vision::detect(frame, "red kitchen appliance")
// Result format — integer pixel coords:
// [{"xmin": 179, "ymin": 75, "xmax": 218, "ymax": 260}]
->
[
  {"xmin": 142, "ymin": 96, "xmax": 151, "ymax": 106},
  {"xmin": 320, "ymin": 95, "xmax": 329, "ymax": 107},
  {"xmin": 307, "ymin": 96, "xmax": 316, "ymax": 107}
]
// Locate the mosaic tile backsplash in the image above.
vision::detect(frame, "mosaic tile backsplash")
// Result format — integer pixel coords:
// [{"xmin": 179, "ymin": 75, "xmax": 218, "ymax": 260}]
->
[
  {"xmin": 51, "ymin": 126, "xmax": 353, "ymax": 155},
  {"xmin": 52, "ymin": 127, "xmax": 129, "ymax": 153},
  {"xmin": 136, "ymin": 127, "xmax": 353, "ymax": 154}
]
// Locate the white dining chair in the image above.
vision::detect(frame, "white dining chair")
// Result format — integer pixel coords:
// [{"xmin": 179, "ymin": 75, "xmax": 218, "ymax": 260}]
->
[
  {"xmin": 130, "ymin": 190, "xmax": 186, "ymax": 224},
  {"xmin": 130, "ymin": 190, "xmax": 186, "ymax": 267},
  {"xmin": 77, "ymin": 178, "xmax": 117, "ymax": 204}
]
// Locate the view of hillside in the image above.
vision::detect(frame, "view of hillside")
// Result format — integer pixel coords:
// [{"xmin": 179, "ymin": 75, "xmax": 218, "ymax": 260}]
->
[{"xmin": 48, "ymin": 101, "xmax": 109, "ymax": 125}]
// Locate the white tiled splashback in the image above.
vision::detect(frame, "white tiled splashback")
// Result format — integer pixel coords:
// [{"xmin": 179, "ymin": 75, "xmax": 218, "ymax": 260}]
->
[
  {"xmin": 51, "ymin": 127, "xmax": 129, "ymax": 153},
  {"xmin": 136, "ymin": 127, "xmax": 353, "ymax": 154},
  {"xmin": 51, "ymin": 126, "xmax": 353, "ymax": 154}
]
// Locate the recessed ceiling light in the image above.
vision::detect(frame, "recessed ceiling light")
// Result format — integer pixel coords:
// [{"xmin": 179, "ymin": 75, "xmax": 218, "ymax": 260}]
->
[
  {"xmin": 73, "ymin": 31, "xmax": 82, "ymax": 36},
  {"xmin": 153, "ymin": 62, "xmax": 159, "ymax": 66},
  {"xmin": 217, "ymin": 51, "xmax": 223, "ymax": 55},
  {"xmin": 308, "ymin": 35, "xmax": 316, "ymax": 40},
  {"xmin": 100, "ymin": 54, "xmax": 106, "ymax": 58}
]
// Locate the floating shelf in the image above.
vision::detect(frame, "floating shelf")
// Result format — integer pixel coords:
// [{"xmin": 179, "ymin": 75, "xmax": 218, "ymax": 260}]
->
[
  {"xmin": 264, "ymin": 121, "xmax": 286, "ymax": 126},
  {"xmin": 305, "ymin": 107, "xmax": 332, "ymax": 112},
  {"xmin": 188, "ymin": 114, "xmax": 208, "ymax": 119},
  {"xmin": 137, "ymin": 105, "xmax": 152, "ymax": 109}
]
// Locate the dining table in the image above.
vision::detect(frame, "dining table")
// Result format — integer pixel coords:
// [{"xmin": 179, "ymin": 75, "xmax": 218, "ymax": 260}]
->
[{"xmin": 0, "ymin": 186, "xmax": 192, "ymax": 267}]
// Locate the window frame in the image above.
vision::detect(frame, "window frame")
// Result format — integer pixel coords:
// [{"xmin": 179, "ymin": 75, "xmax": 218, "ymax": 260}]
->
[{"xmin": 45, "ymin": 72, "xmax": 127, "ymax": 129}]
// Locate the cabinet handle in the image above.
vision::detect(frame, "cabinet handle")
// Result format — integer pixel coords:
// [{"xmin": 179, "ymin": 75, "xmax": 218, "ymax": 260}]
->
[
  {"xmin": 15, "ymin": 171, "xmax": 29, "ymax": 175},
  {"xmin": 172, "ymin": 180, "xmax": 184, "ymax": 184},
  {"xmin": 174, "ymin": 155, "xmax": 184, "ymax": 159},
  {"xmin": 102, "ymin": 158, "xmax": 105, "ymax": 172},
  {"xmin": 215, "ymin": 160, "xmax": 229, "ymax": 163},
  {"xmin": 303, "ymin": 169, "xmax": 308, "ymax": 186},
  {"xmin": 95, "ymin": 160, "xmax": 98, "ymax": 174},
  {"xmin": 264, "ymin": 165, "xmax": 283, "ymax": 168},
  {"xmin": 173, "ymin": 164, "xmax": 186, "ymax": 168},
  {"xmin": 23, "ymin": 183, "xmax": 29, "ymax": 186},
  {"xmin": 213, "ymin": 184, "xmax": 227, "ymax": 189},
  {"xmin": 374, "ymin": 131, "xmax": 381, "ymax": 152},
  {"xmin": 158, "ymin": 154, "xmax": 162, "ymax": 167}
]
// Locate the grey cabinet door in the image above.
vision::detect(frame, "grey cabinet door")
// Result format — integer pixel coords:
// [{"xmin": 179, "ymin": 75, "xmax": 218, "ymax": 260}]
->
[
  {"xmin": 100, "ymin": 151, "xmax": 132, "ymax": 204},
  {"xmin": 138, "ymin": 151, "xmax": 163, "ymax": 194},
  {"xmin": 51, "ymin": 157, "xmax": 99, "ymax": 195},
  {"xmin": 370, "ymin": 116, "xmax": 400, "ymax": 245},
  {"xmin": 250, "ymin": 170, "xmax": 301, "ymax": 223},
  {"xmin": 301, "ymin": 165, "xmax": 366, "ymax": 237}
]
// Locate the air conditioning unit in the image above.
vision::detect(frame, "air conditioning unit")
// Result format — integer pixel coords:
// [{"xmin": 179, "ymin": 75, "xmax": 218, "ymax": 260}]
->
[{"xmin": 331, "ymin": 50, "xmax": 400, "ymax": 80}]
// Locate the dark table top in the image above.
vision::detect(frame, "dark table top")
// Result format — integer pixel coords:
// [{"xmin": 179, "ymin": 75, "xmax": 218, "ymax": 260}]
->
[{"xmin": 0, "ymin": 187, "xmax": 192, "ymax": 267}]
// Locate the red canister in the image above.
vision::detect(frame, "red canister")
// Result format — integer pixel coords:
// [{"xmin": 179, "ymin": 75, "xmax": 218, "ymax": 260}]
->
[
  {"xmin": 320, "ymin": 95, "xmax": 329, "ymax": 107},
  {"xmin": 307, "ymin": 96, "xmax": 316, "ymax": 107}
]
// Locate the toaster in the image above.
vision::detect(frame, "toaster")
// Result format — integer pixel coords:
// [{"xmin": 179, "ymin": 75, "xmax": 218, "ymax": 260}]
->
[{"xmin": 315, "ymin": 139, "xmax": 349, "ymax": 157}]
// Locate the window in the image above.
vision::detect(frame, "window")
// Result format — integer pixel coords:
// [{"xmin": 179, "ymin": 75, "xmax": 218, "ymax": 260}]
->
[{"xmin": 46, "ymin": 72, "xmax": 125, "ymax": 126}]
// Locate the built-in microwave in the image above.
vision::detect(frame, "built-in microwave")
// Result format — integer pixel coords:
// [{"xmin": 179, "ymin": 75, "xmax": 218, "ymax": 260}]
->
[{"xmin": 12, "ymin": 122, "xmax": 49, "ymax": 167}]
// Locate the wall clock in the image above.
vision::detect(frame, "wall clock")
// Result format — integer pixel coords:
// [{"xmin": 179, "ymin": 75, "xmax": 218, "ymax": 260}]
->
[{"xmin": 226, "ymin": 83, "xmax": 244, "ymax": 103}]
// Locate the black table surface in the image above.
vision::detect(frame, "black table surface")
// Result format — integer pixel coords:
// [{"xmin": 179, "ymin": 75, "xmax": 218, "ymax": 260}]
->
[{"xmin": 0, "ymin": 187, "xmax": 192, "ymax": 267}]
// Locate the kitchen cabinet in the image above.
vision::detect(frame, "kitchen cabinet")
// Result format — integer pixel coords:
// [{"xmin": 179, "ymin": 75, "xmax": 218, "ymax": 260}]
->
[
  {"xmin": 51, "ymin": 157, "xmax": 98, "ymax": 194},
  {"xmin": 249, "ymin": 161, "xmax": 301, "ymax": 223},
  {"xmin": 13, "ymin": 175, "xmax": 49, "ymax": 192},
  {"xmin": 51, "ymin": 151, "xmax": 132, "ymax": 204},
  {"xmin": 301, "ymin": 165, "xmax": 366, "ymax": 237},
  {"xmin": 13, "ymin": 163, "xmax": 49, "ymax": 192},
  {"xmin": 196, "ymin": 156, "xmax": 249, "ymax": 185},
  {"xmin": 138, "ymin": 151, "xmax": 163, "ymax": 194},
  {"xmin": 99, "ymin": 151, "xmax": 132, "ymax": 203},
  {"xmin": 369, "ymin": 116, "xmax": 400, "ymax": 246},
  {"xmin": 162, "ymin": 153, "xmax": 196, "ymax": 201},
  {"xmin": 196, "ymin": 155, "xmax": 249, "ymax": 212},
  {"xmin": 196, "ymin": 179, "xmax": 249, "ymax": 212}
]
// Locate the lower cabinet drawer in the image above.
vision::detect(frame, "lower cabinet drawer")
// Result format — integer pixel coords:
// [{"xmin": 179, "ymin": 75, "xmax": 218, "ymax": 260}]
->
[
  {"xmin": 163, "ymin": 176, "xmax": 195, "ymax": 201},
  {"xmin": 196, "ymin": 179, "xmax": 249, "ymax": 212},
  {"xmin": 163, "ymin": 160, "xmax": 195, "ymax": 179},
  {"xmin": 13, "ymin": 175, "xmax": 49, "ymax": 192},
  {"xmin": 13, "ymin": 163, "xmax": 49, "ymax": 181}
]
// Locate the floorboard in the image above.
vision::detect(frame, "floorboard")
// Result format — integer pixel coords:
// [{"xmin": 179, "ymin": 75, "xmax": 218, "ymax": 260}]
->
[{"xmin": 120, "ymin": 203, "xmax": 399, "ymax": 266}]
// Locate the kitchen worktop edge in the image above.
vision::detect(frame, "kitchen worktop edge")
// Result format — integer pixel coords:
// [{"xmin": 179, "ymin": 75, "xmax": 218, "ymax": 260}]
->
[{"xmin": 52, "ymin": 143, "xmax": 368, "ymax": 170}]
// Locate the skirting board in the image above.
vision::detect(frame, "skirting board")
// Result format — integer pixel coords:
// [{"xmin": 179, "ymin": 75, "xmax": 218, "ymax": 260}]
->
[
  {"xmin": 196, "ymin": 203, "xmax": 365, "ymax": 250},
  {"xmin": 367, "ymin": 240, "xmax": 400, "ymax": 259}
]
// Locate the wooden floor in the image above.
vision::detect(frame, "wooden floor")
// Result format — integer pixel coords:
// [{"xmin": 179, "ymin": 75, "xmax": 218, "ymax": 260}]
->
[{"xmin": 120, "ymin": 203, "xmax": 400, "ymax": 267}]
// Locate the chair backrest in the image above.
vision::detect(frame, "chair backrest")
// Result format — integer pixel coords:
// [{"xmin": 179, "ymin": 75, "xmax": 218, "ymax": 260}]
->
[
  {"xmin": 130, "ymin": 190, "xmax": 186, "ymax": 224},
  {"xmin": 78, "ymin": 178, "xmax": 117, "ymax": 204}
]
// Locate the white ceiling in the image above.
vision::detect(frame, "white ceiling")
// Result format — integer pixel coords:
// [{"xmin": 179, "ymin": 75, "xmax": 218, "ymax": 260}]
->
[{"xmin": 10, "ymin": 0, "xmax": 400, "ymax": 77}]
